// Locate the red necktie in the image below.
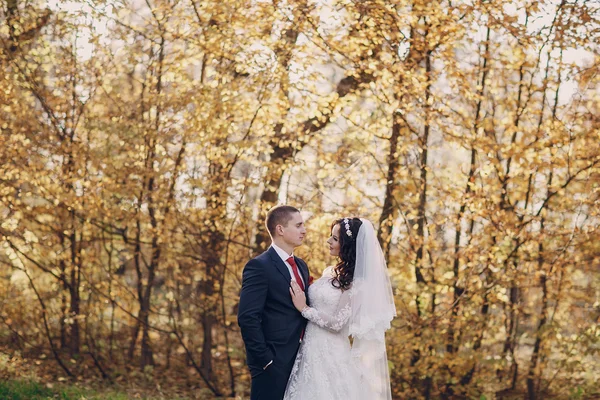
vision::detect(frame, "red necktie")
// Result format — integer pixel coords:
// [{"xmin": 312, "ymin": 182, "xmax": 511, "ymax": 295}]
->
[
  {"xmin": 287, "ymin": 256, "xmax": 305, "ymax": 291},
  {"xmin": 287, "ymin": 256, "xmax": 306, "ymax": 342}
]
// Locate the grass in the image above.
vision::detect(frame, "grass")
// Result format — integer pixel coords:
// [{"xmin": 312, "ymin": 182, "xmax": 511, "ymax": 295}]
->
[
  {"xmin": 0, "ymin": 380, "xmax": 55, "ymax": 399},
  {"xmin": 0, "ymin": 380, "xmax": 189, "ymax": 400}
]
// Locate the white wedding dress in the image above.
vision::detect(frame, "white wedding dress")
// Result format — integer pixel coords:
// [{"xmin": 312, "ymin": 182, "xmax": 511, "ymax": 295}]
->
[{"xmin": 283, "ymin": 266, "xmax": 365, "ymax": 400}]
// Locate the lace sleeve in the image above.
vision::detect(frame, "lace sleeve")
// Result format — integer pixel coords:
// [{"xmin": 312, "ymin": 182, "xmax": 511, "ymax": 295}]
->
[{"xmin": 301, "ymin": 288, "xmax": 352, "ymax": 332}]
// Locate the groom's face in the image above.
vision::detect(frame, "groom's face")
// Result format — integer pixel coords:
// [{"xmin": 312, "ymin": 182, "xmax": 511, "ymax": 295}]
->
[{"xmin": 278, "ymin": 212, "xmax": 306, "ymax": 248}]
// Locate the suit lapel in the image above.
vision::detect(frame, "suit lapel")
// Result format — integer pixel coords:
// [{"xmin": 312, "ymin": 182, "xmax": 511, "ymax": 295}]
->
[{"xmin": 268, "ymin": 247, "xmax": 292, "ymax": 283}]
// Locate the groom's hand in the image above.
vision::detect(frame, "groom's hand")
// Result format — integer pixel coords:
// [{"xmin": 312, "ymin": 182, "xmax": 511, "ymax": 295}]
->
[{"xmin": 289, "ymin": 280, "xmax": 307, "ymax": 312}]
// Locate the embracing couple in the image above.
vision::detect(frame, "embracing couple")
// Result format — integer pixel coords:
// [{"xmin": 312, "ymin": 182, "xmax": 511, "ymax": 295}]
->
[{"xmin": 238, "ymin": 205, "xmax": 396, "ymax": 400}]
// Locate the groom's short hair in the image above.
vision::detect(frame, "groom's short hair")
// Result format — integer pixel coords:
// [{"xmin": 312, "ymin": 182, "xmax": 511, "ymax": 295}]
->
[{"xmin": 266, "ymin": 205, "xmax": 300, "ymax": 237}]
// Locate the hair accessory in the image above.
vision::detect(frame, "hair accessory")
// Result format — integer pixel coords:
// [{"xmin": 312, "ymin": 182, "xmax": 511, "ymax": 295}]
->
[{"xmin": 343, "ymin": 218, "xmax": 352, "ymax": 237}]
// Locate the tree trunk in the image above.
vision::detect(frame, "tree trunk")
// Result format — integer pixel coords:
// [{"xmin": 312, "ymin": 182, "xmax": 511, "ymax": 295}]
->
[
  {"xmin": 377, "ymin": 117, "xmax": 402, "ymax": 261},
  {"xmin": 68, "ymin": 218, "xmax": 81, "ymax": 356},
  {"xmin": 501, "ymin": 282, "xmax": 520, "ymax": 389}
]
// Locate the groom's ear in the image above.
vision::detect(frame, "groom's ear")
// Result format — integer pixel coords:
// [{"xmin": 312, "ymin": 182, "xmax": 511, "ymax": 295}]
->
[{"xmin": 275, "ymin": 224, "xmax": 284, "ymax": 236}]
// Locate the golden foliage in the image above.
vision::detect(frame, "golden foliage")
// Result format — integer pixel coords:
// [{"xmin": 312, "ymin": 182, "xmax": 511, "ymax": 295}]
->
[{"xmin": 0, "ymin": 0, "xmax": 598, "ymax": 398}]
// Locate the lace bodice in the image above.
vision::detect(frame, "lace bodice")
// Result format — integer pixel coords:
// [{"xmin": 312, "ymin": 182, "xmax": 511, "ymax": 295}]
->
[{"xmin": 301, "ymin": 267, "xmax": 352, "ymax": 333}]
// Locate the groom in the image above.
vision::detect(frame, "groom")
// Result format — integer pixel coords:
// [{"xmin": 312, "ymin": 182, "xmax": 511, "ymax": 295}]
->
[{"xmin": 238, "ymin": 205, "xmax": 310, "ymax": 400}]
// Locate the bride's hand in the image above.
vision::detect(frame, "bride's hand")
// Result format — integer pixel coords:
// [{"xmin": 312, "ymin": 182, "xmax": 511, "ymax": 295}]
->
[{"xmin": 289, "ymin": 280, "xmax": 307, "ymax": 312}]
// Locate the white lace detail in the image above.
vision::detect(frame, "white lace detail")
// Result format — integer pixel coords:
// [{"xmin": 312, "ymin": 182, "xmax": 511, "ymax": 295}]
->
[
  {"xmin": 284, "ymin": 267, "xmax": 365, "ymax": 400},
  {"xmin": 300, "ymin": 280, "xmax": 352, "ymax": 332}
]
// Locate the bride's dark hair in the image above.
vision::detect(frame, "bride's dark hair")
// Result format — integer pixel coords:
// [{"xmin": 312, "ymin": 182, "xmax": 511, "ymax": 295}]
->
[{"xmin": 331, "ymin": 217, "xmax": 362, "ymax": 291}]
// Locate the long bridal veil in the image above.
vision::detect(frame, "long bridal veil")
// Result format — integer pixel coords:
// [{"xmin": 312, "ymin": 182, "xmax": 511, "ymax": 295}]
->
[{"xmin": 349, "ymin": 219, "xmax": 397, "ymax": 400}]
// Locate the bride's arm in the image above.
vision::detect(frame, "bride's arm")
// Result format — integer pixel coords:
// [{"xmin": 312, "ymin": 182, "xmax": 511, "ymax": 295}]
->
[{"xmin": 300, "ymin": 289, "xmax": 352, "ymax": 332}]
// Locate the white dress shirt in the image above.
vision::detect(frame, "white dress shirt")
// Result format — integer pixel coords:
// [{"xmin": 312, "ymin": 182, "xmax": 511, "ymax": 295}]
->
[{"xmin": 271, "ymin": 242, "xmax": 305, "ymax": 287}]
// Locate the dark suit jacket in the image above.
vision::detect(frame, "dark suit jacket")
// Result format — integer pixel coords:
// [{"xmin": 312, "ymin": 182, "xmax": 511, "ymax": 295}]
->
[{"xmin": 238, "ymin": 247, "xmax": 309, "ymax": 377}]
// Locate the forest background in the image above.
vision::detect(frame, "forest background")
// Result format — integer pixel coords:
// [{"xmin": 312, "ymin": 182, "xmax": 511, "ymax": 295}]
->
[{"xmin": 0, "ymin": 0, "xmax": 598, "ymax": 399}]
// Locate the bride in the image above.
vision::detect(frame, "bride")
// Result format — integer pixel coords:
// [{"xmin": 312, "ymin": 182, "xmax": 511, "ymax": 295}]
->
[{"xmin": 284, "ymin": 217, "xmax": 396, "ymax": 400}]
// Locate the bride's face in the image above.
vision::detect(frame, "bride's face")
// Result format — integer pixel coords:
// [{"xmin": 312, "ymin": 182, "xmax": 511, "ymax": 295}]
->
[{"xmin": 326, "ymin": 224, "xmax": 341, "ymax": 257}]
